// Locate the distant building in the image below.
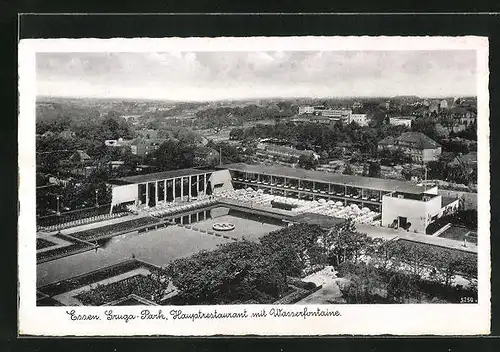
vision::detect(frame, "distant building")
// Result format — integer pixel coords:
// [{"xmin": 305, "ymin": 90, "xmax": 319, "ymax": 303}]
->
[
  {"xmin": 256, "ymin": 144, "xmax": 319, "ymax": 163},
  {"xmin": 351, "ymin": 114, "xmax": 369, "ymax": 126},
  {"xmin": 378, "ymin": 132, "xmax": 442, "ymax": 163},
  {"xmin": 389, "ymin": 116, "xmax": 415, "ymax": 127},
  {"xmin": 69, "ymin": 150, "xmax": 92, "ymax": 164},
  {"xmin": 447, "ymin": 151, "xmax": 477, "ymax": 169},
  {"xmin": 297, "ymin": 106, "xmax": 353, "ymax": 124},
  {"xmin": 450, "ymin": 107, "xmax": 477, "ymax": 127},
  {"xmin": 104, "ymin": 138, "xmax": 133, "ymax": 147},
  {"xmin": 130, "ymin": 138, "xmax": 166, "ymax": 157},
  {"xmin": 319, "ymin": 109, "xmax": 352, "ymax": 123},
  {"xmin": 108, "ymin": 160, "xmax": 125, "ymax": 170},
  {"xmin": 298, "ymin": 106, "xmax": 315, "ymax": 114},
  {"xmin": 385, "ymin": 101, "xmax": 391, "ymax": 110}
]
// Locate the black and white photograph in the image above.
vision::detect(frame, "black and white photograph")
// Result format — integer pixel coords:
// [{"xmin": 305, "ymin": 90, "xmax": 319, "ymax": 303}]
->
[{"xmin": 18, "ymin": 36, "xmax": 490, "ymax": 335}]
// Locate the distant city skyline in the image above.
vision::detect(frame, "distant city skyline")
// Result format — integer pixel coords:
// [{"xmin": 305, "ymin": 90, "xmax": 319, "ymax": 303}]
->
[{"xmin": 36, "ymin": 51, "xmax": 477, "ymax": 101}]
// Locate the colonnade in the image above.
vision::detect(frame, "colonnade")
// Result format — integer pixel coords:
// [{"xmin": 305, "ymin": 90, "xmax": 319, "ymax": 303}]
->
[{"xmin": 141, "ymin": 173, "xmax": 209, "ymax": 207}]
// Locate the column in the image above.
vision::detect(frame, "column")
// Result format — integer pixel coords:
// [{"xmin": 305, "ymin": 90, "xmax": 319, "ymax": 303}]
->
[
  {"xmin": 172, "ymin": 178, "xmax": 176, "ymax": 203},
  {"xmin": 164, "ymin": 180, "xmax": 167, "ymax": 202},
  {"xmin": 344, "ymin": 185, "xmax": 347, "ymax": 206},
  {"xmin": 181, "ymin": 177, "xmax": 184, "ymax": 201},
  {"xmin": 188, "ymin": 176, "xmax": 192, "ymax": 200},
  {"xmin": 145, "ymin": 183, "xmax": 149, "ymax": 207},
  {"xmin": 328, "ymin": 183, "xmax": 331, "ymax": 194},
  {"xmin": 155, "ymin": 181, "xmax": 159, "ymax": 205},
  {"xmin": 197, "ymin": 174, "xmax": 201, "ymax": 193},
  {"xmin": 204, "ymin": 174, "xmax": 207, "ymax": 194}
]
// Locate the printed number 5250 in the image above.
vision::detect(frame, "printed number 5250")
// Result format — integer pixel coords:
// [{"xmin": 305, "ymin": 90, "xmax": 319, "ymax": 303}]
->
[{"xmin": 460, "ymin": 297, "xmax": 477, "ymax": 303}]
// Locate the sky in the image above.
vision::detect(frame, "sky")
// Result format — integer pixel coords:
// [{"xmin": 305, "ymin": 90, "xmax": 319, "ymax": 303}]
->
[{"xmin": 36, "ymin": 50, "xmax": 477, "ymax": 101}]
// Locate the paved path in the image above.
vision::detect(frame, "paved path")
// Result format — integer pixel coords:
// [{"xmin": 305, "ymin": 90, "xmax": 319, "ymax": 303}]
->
[
  {"xmin": 297, "ymin": 266, "xmax": 344, "ymax": 304},
  {"xmin": 58, "ymin": 214, "xmax": 147, "ymax": 235}
]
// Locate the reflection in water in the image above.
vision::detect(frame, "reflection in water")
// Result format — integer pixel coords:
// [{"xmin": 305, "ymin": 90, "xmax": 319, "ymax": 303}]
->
[{"xmin": 37, "ymin": 207, "xmax": 283, "ymax": 287}]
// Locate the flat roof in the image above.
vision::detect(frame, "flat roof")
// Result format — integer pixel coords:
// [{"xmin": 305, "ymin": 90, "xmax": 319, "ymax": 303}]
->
[
  {"xmin": 220, "ymin": 163, "xmax": 426, "ymax": 194},
  {"xmin": 109, "ymin": 168, "xmax": 213, "ymax": 185},
  {"xmin": 290, "ymin": 212, "xmax": 346, "ymax": 228}
]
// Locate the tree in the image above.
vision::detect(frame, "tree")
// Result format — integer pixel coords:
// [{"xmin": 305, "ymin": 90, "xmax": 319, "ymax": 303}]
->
[
  {"xmin": 343, "ymin": 162, "xmax": 354, "ymax": 175},
  {"xmin": 319, "ymin": 220, "xmax": 373, "ymax": 266},
  {"xmin": 166, "ymin": 241, "xmax": 287, "ymax": 305},
  {"xmin": 298, "ymin": 153, "xmax": 318, "ymax": 170},
  {"xmin": 368, "ymin": 161, "xmax": 381, "ymax": 178},
  {"xmin": 260, "ymin": 223, "xmax": 326, "ymax": 280},
  {"xmin": 337, "ymin": 261, "xmax": 387, "ymax": 303},
  {"xmin": 387, "ymin": 271, "xmax": 418, "ymax": 303}
]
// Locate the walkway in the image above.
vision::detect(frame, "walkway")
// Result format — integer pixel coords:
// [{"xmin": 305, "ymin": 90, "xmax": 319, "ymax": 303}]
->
[
  {"xmin": 297, "ymin": 266, "xmax": 344, "ymax": 304},
  {"xmin": 56, "ymin": 214, "xmax": 147, "ymax": 235}
]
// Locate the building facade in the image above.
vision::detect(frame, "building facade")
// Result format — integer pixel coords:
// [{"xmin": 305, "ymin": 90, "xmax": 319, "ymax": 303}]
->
[
  {"xmin": 389, "ymin": 116, "xmax": 414, "ymax": 127},
  {"xmin": 351, "ymin": 114, "xmax": 369, "ymax": 126},
  {"xmin": 109, "ymin": 163, "xmax": 458, "ymax": 234},
  {"xmin": 378, "ymin": 132, "xmax": 442, "ymax": 163}
]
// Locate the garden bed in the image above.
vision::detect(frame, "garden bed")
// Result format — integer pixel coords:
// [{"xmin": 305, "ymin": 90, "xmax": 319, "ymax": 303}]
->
[
  {"xmin": 38, "ymin": 259, "xmax": 162, "ymax": 297},
  {"xmin": 75, "ymin": 274, "xmax": 166, "ymax": 306},
  {"xmin": 36, "ymin": 234, "xmax": 97, "ymax": 264},
  {"xmin": 36, "ymin": 238, "xmax": 57, "ymax": 250}
]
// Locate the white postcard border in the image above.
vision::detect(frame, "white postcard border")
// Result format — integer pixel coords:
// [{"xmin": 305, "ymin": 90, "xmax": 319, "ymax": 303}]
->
[{"xmin": 19, "ymin": 36, "xmax": 490, "ymax": 336}]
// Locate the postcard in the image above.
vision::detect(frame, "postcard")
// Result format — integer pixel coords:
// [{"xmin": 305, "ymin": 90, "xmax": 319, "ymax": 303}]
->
[{"xmin": 18, "ymin": 35, "xmax": 490, "ymax": 335}]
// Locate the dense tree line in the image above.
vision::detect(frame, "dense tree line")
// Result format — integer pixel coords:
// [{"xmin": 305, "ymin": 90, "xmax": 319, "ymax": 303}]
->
[{"xmin": 230, "ymin": 122, "xmax": 410, "ymax": 159}]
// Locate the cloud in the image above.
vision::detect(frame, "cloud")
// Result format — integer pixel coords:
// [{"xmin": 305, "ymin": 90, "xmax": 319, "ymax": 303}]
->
[{"xmin": 36, "ymin": 50, "xmax": 477, "ymax": 100}]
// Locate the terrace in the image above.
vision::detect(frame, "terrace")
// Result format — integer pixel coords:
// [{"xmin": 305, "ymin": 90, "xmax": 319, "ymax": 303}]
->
[{"xmin": 385, "ymin": 191, "xmax": 438, "ymax": 202}]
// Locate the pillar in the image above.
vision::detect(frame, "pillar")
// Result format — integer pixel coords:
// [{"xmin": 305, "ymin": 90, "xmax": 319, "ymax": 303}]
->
[
  {"xmin": 182, "ymin": 177, "xmax": 185, "ymax": 200},
  {"xmin": 172, "ymin": 178, "xmax": 176, "ymax": 203},
  {"xmin": 145, "ymin": 183, "xmax": 149, "ymax": 207},
  {"xmin": 204, "ymin": 174, "xmax": 207, "ymax": 194},
  {"xmin": 164, "ymin": 179, "xmax": 167, "ymax": 202},
  {"xmin": 197, "ymin": 174, "xmax": 201, "ymax": 193},
  {"xmin": 188, "ymin": 176, "xmax": 192, "ymax": 199},
  {"xmin": 155, "ymin": 181, "xmax": 158, "ymax": 206}
]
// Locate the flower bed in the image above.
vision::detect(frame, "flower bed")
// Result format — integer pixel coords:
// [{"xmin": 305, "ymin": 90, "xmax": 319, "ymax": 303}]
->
[
  {"xmin": 36, "ymin": 234, "xmax": 96, "ymax": 264},
  {"xmin": 38, "ymin": 259, "xmax": 161, "ymax": 297},
  {"xmin": 69, "ymin": 216, "xmax": 164, "ymax": 241},
  {"xmin": 75, "ymin": 274, "xmax": 166, "ymax": 305},
  {"xmin": 36, "ymin": 238, "xmax": 56, "ymax": 250}
]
